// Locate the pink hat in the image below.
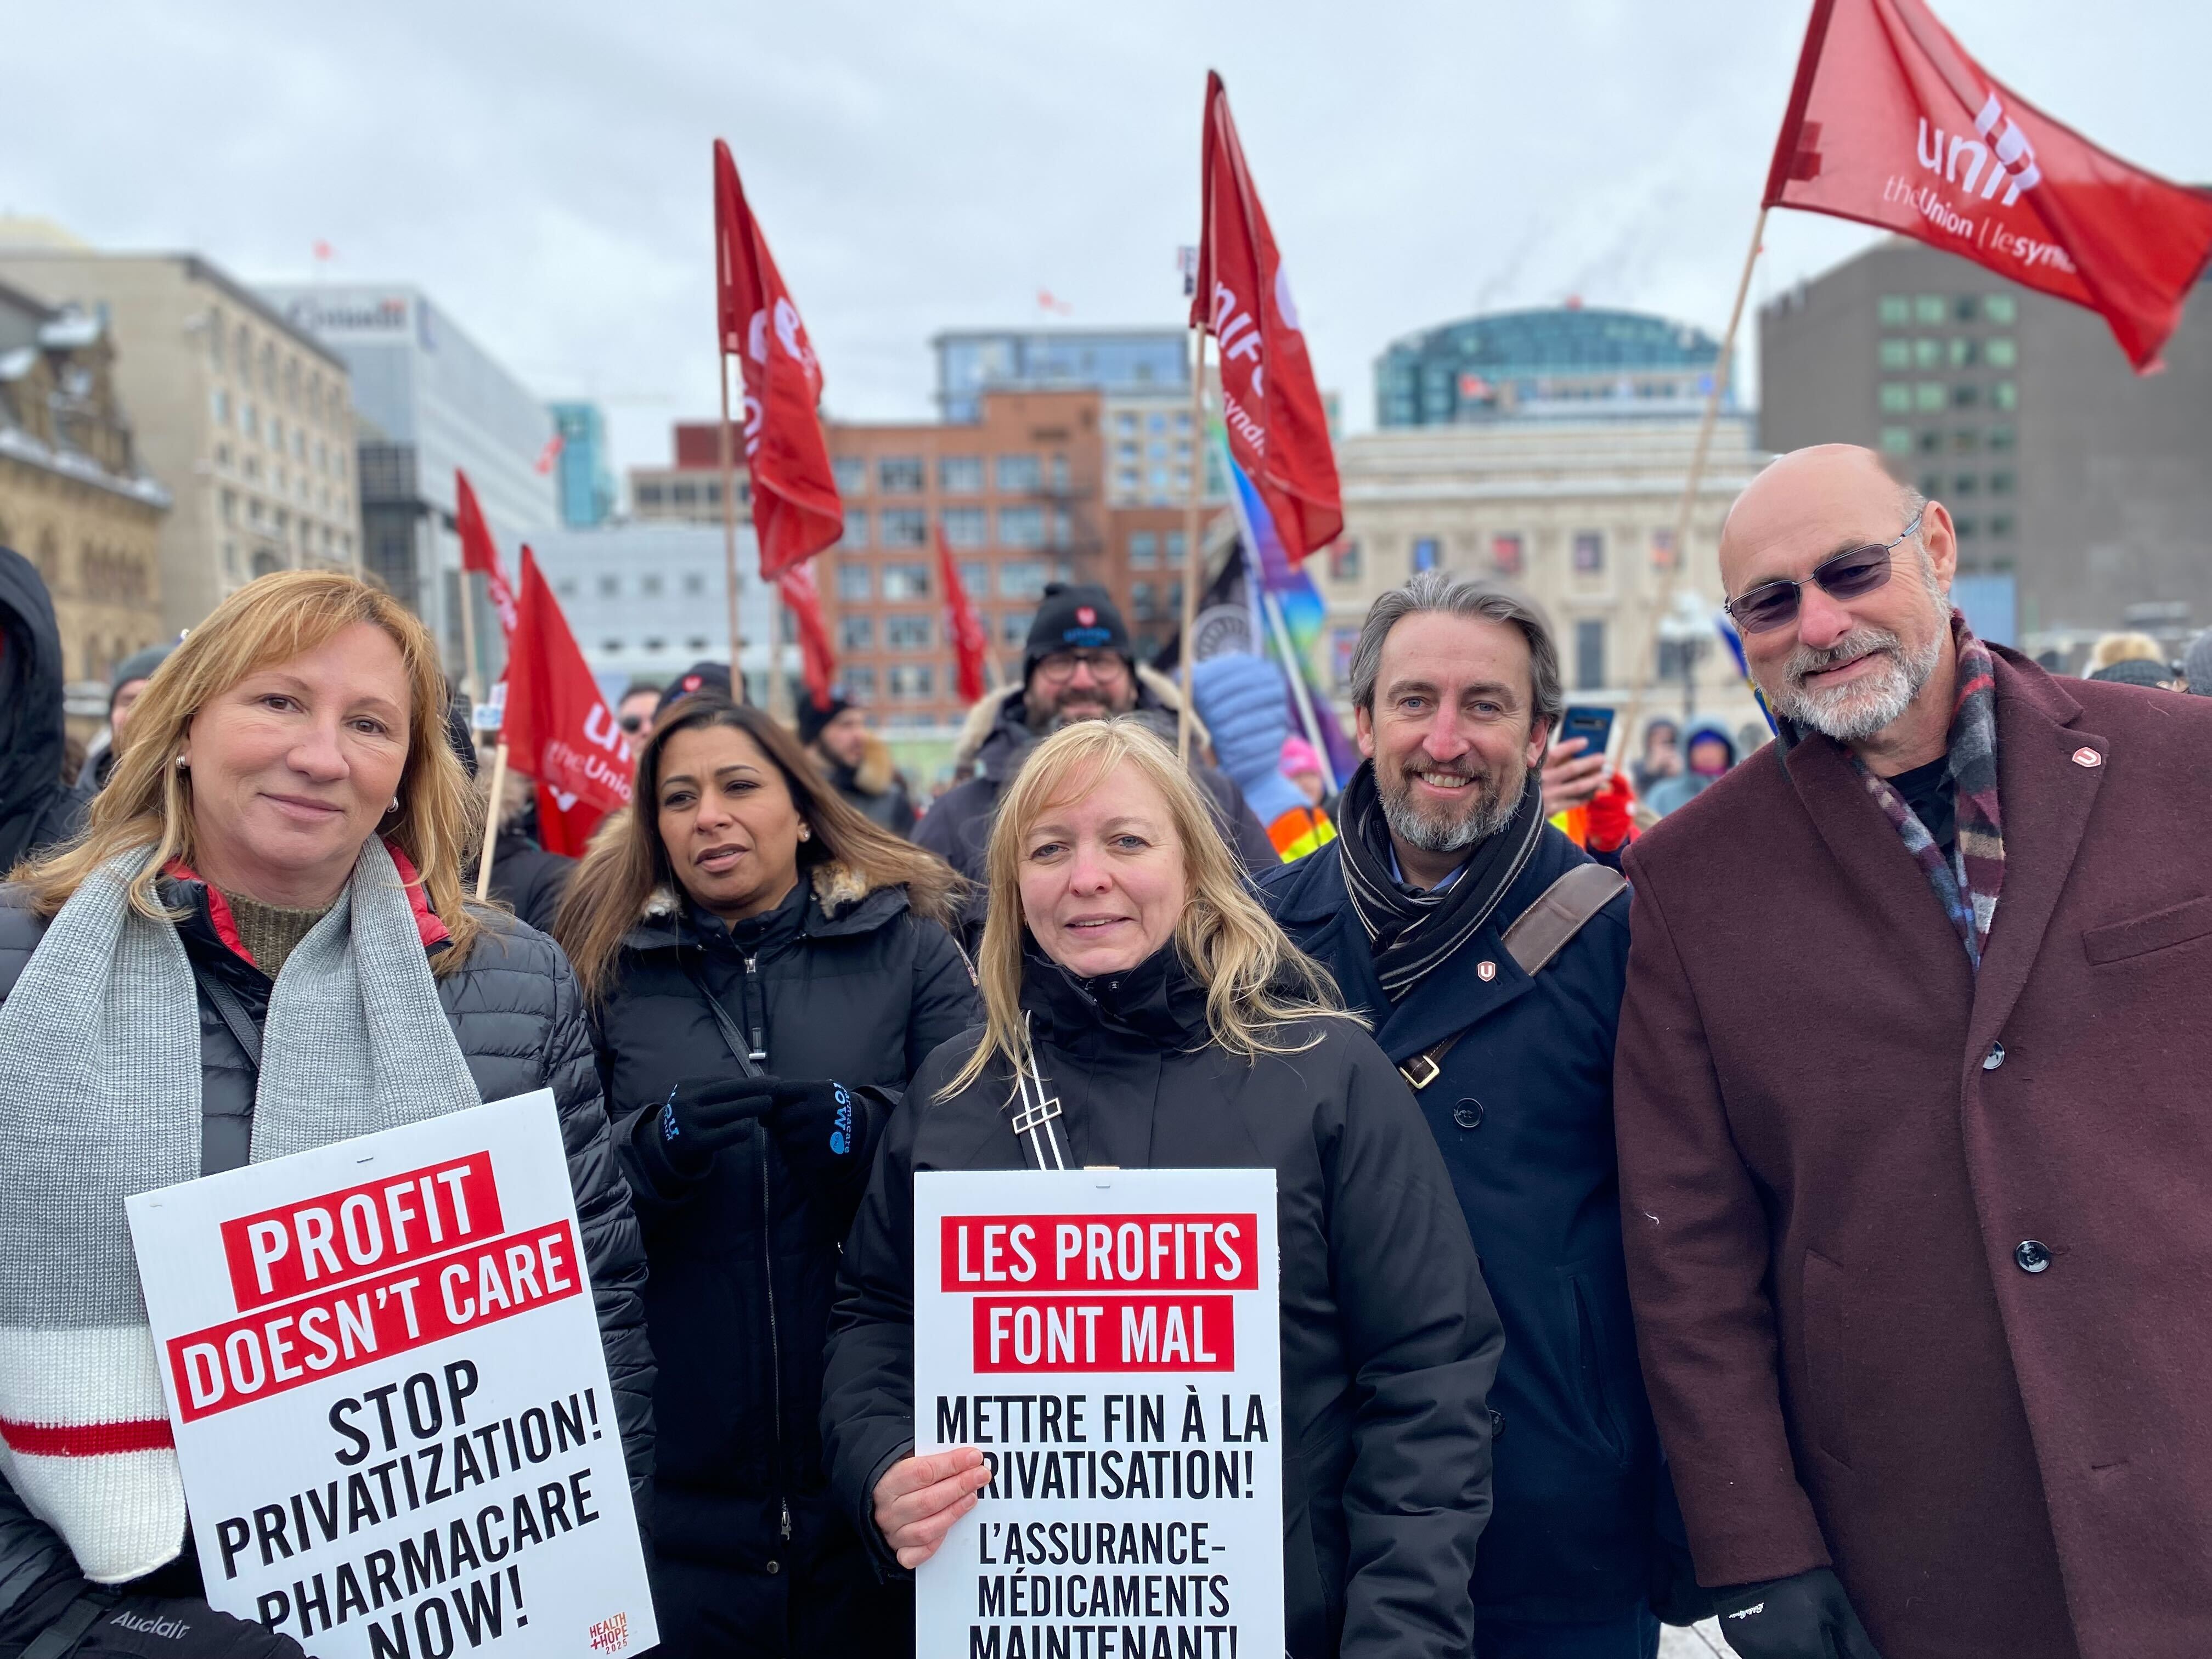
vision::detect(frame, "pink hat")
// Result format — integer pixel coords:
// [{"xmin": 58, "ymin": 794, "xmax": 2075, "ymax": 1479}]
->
[{"xmin": 1279, "ymin": 735, "xmax": 1324, "ymax": 777}]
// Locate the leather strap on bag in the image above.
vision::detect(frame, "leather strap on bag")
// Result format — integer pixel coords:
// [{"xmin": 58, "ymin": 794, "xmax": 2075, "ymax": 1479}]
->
[
  {"xmin": 191, "ymin": 958, "xmax": 264, "ymax": 1075},
  {"xmin": 1397, "ymin": 862, "xmax": 1626, "ymax": 1091}
]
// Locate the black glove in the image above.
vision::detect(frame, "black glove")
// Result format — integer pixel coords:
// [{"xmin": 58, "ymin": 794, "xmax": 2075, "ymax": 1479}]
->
[
  {"xmin": 759, "ymin": 1078, "xmax": 868, "ymax": 1191},
  {"xmin": 631, "ymin": 1074, "xmax": 781, "ymax": 1185},
  {"xmin": 1713, "ymin": 1568, "xmax": 1884, "ymax": 1659},
  {"xmin": 67, "ymin": 1595, "xmax": 307, "ymax": 1656}
]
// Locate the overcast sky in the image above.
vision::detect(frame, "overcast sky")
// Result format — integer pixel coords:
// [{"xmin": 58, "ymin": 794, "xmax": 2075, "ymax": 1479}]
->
[{"xmin": 6, "ymin": 0, "xmax": 2207, "ymax": 483}]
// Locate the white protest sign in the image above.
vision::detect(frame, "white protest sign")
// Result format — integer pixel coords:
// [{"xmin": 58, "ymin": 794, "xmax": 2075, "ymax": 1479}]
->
[
  {"xmin": 913, "ymin": 1169, "xmax": 1283, "ymax": 1659},
  {"xmin": 126, "ymin": 1090, "xmax": 656, "ymax": 1659}
]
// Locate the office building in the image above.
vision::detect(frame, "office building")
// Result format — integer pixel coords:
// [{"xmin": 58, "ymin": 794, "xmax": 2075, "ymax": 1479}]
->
[
  {"xmin": 0, "ymin": 245, "xmax": 358, "ymax": 637},
  {"xmin": 1759, "ymin": 239, "xmax": 2212, "ymax": 665},
  {"xmin": 261, "ymin": 283, "xmax": 557, "ymax": 679},
  {"xmin": 1376, "ymin": 306, "xmax": 1727, "ymax": 428},
  {"xmin": 629, "ymin": 424, "xmax": 751, "ymax": 526},
  {"xmin": 0, "ymin": 278, "xmax": 170, "ymax": 714},
  {"xmin": 549, "ymin": 400, "xmax": 616, "ymax": 528},
  {"xmin": 528, "ymin": 523, "xmax": 775, "ymax": 704}
]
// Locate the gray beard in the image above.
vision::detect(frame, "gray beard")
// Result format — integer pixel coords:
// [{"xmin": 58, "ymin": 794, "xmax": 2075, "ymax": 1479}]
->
[
  {"xmin": 1767, "ymin": 624, "xmax": 1945, "ymax": 741},
  {"xmin": 1378, "ymin": 761, "xmax": 1523, "ymax": 856}
]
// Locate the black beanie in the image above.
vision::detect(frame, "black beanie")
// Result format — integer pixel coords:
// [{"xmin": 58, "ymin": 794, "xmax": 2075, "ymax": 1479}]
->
[
  {"xmin": 1024, "ymin": 583, "xmax": 1132, "ymax": 681},
  {"xmin": 656, "ymin": 659, "xmax": 733, "ymax": 715},
  {"xmin": 797, "ymin": 694, "xmax": 851, "ymax": 747},
  {"xmin": 110, "ymin": 642, "xmax": 173, "ymax": 712}
]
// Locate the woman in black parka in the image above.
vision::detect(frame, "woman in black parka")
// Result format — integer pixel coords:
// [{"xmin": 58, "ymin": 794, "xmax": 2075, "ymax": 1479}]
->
[
  {"xmin": 821, "ymin": 717, "xmax": 1506, "ymax": 1659},
  {"xmin": 555, "ymin": 695, "xmax": 976, "ymax": 1657}
]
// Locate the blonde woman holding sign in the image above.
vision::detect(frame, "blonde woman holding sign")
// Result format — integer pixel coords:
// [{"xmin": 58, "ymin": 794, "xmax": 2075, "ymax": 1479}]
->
[{"xmin": 822, "ymin": 716, "xmax": 1503, "ymax": 1659}]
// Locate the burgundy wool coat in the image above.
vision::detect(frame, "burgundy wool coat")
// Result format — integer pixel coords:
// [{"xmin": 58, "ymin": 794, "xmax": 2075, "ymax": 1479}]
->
[{"xmin": 1613, "ymin": 647, "xmax": 2212, "ymax": 1659}]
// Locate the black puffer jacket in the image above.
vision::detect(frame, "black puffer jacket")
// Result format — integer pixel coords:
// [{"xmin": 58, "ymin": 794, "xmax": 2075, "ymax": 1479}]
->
[
  {"xmin": 0, "ymin": 549, "xmax": 89, "ymax": 871},
  {"xmin": 589, "ymin": 866, "xmax": 977, "ymax": 1594},
  {"xmin": 822, "ymin": 946, "xmax": 1505, "ymax": 1659},
  {"xmin": 0, "ymin": 874, "xmax": 655, "ymax": 1647}
]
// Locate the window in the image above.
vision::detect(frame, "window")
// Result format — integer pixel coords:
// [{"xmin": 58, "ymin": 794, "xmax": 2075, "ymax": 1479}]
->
[
  {"xmin": 598, "ymin": 574, "xmax": 620, "ymax": 597},
  {"xmin": 1001, "ymin": 611, "xmax": 1032, "ymax": 645},
  {"xmin": 687, "ymin": 636, "xmax": 709, "ymax": 652},
  {"xmin": 242, "ymin": 401, "xmax": 260, "ymax": 439},
  {"xmin": 704, "ymin": 483, "xmax": 722, "ymax": 505},
  {"xmin": 1572, "ymin": 532, "xmax": 1604, "ymax": 574},
  {"xmin": 635, "ymin": 481, "xmax": 664, "ymax": 506},
  {"xmin": 1129, "ymin": 532, "xmax": 1158, "ymax": 568},
  {"xmin": 837, "ymin": 563, "xmax": 872, "ymax": 601},
  {"xmin": 641, "ymin": 573, "xmax": 663, "ymax": 595},
  {"xmin": 833, "ymin": 455, "xmax": 866, "ymax": 495},
  {"xmin": 1951, "ymin": 430, "xmax": 1980, "ymax": 453},
  {"xmin": 1116, "ymin": 413, "xmax": 1138, "ymax": 434},
  {"xmin": 959, "ymin": 560, "xmax": 989, "ymax": 597},
  {"xmin": 888, "ymin": 664, "xmax": 935, "ymax": 700},
  {"xmin": 1954, "ymin": 295, "xmax": 1979, "ymax": 323},
  {"xmin": 1989, "ymin": 426, "xmax": 2016, "ymax": 452},
  {"xmin": 1164, "ymin": 532, "xmax": 1186, "ymax": 566},
  {"xmin": 941, "ymin": 506, "xmax": 987, "ymax": 549},
  {"xmin": 1914, "ymin": 295, "xmax": 1948, "ymax": 325},
  {"xmin": 1879, "ymin": 426, "xmax": 1912, "ymax": 454},
  {"xmin": 684, "ymin": 572, "xmax": 707, "ymax": 596},
  {"xmin": 999, "ymin": 560, "xmax": 1047, "ymax": 600},
  {"xmin": 1954, "ymin": 516, "xmax": 1978, "ymax": 540},
  {"xmin": 1410, "ymin": 537, "xmax": 1440, "ymax": 574},
  {"xmin": 1990, "ymin": 470, "xmax": 2016, "ymax": 495},
  {"xmin": 211, "ymin": 388, "xmax": 230, "ymax": 425},
  {"xmin": 1951, "ymin": 383, "xmax": 1980, "ymax": 408},
  {"xmin": 1879, "ymin": 340, "xmax": 1911, "ymax": 369},
  {"xmin": 1330, "ymin": 539, "xmax": 1363, "ymax": 582},
  {"xmin": 1650, "ymin": 528, "xmax": 1678, "ymax": 571},
  {"xmin": 1989, "ymin": 514, "xmax": 2015, "ymax": 539},
  {"xmin": 842, "ymin": 509, "xmax": 869, "ymax": 549},
  {"xmin": 839, "ymin": 615, "xmax": 874, "ymax": 651},
  {"xmin": 1915, "ymin": 382, "xmax": 1946, "ymax": 413},
  {"xmin": 886, "ymin": 615, "xmax": 932, "ymax": 650},
  {"xmin": 555, "ymin": 577, "xmax": 579, "ymax": 599},
  {"xmin": 882, "ymin": 562, "xmax": 930, "ymax": 601},
  {"xmin": 600, "ymin": 639, "xmax": 624, "ymax": 655},
  {"xmin": 1993, "ymin": 381, "xmax": 2017, "ymax": 410},
  {"xmin": 995, "ymin": 454, "xmax": 1041, "ymax": 493},
  {"xmin": 844, "ymin": 666, "xmax": 877, "ymax": 701},
  {"xmin": 997, "ymin": 506, "xmax": 1045, "ymax": 548},
  {"xmin": 1051, "ymin": 509, "xmax": 1071, "ymax": 549},
  {"xmin": 1985, "ymin": 337, "xmax": 2017, "ymax": 368},
  {"xmin": 1953, "ymin": 473, "xmax": 1979, "ymax": 496},
  {"xmin": 1910, "ymin": 338, "xmax": 1940, "ymax": 369},
  {"xmin": 880, "ymin": 509, "xmax": 928, "ymax": 548},
  {"xmin": 1880, "ymin": 383, "xmax": 1912, "ymax": 413},
  {"xmin": 939, "ymin": 455, "xmax": 984, "ymax": 494},
  {"xmin": 878, "ymin": 456, "xmax": 924, "ymax": 494},
  {"xmin": 1574, "ymin": 619, "xmax": 1606, "ymax": 691},
  {"xmin": 1948, "ymin": 338, "xmax": 1979, "ymax": 368},
  {"xmin": 1984, "ymin": 294, "xmax": 2017, "ymax": 324},
  {"xmin": 1491, "ymin": 533, "xmax": 1524, "ymax": 576},
  {"xmin": 1918, "ymin": 473, "xmax": 1943, "ymax": 500},
  {"xmin": 1878, "ymin": 296, "xmax": 1911, "ymax": 325}
]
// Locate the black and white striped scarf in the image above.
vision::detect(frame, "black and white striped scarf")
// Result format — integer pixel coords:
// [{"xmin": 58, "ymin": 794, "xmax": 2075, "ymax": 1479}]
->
[{"xmin": 1336, "ymin": 759, "xmax": 1544, "ymax": 1002}]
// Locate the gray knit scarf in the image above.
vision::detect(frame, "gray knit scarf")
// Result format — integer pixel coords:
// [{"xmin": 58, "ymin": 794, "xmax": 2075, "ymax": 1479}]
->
[{"xmin": 0, "ymin": 838, "xmax": 482, "ymax": 1583}]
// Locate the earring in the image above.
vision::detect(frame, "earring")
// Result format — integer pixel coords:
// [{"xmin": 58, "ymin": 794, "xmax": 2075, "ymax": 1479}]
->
[
  {"xmin": 797, "ymin": 825, "xmax": 811, "ymax": 842},
  {"xmin": 387, "ymin": 797, "xmax": 401, "ymax": 815},
  {"xmin": 174, "ymin": 755, "xmax": 188, "ymax": 771}
]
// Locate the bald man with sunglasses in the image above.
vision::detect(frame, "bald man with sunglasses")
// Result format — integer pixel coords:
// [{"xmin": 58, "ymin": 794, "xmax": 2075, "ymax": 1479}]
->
[{"xmin": 1612, "ymin": 445, "xmax": 2212, "ymax": 1659}]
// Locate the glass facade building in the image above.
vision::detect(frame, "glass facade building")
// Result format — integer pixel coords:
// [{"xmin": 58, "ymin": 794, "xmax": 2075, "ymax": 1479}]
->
[
  {"xmin": 1375, "ymin": 307, "xmax": 1726, "ymax": 427},
  {"xmin": 549, "ymin": 400, "xmax": 614, "ymax": 528},
  {"xmin": 933, "ymin": 329, "xmax": 1187, "ymax": 422}
]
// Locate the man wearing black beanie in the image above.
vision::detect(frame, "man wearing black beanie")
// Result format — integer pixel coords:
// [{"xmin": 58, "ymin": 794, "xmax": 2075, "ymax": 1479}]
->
[
  {"xmin": 800, "ymin": 692, "xmax": 916, "ymax": 836},
  {"xmin": 915, "ymin": 582, "xmax": 1275, "ymax": 945}
]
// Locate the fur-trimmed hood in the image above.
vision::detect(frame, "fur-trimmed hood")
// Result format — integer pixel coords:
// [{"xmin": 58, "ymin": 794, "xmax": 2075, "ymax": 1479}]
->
[
  {"xmin": 815, "ymin": 731, "xmax": 898, "ymax": 798},
  {"xmin": 634, "ymin": 858, "xmax": 901, "ymax": 936},
  {"xmin": 952, "ymin": 665, "xmax": 1212, "ymax": 777}
]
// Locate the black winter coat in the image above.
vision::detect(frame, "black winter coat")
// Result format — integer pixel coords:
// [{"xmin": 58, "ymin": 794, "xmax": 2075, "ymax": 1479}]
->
[
  {"xmin": 821, "ymin": 947, "xmax": 1504, "ymax": 1659},
  {"xmin": 0, "ymin": 874, "xmax": 654, "ymax": 1644},
  {"xmin": 0, "ymin": 549, "xmax": 89, "ymax": 871},
  {"xmin": 1260, "ymin": 826, "xmax": 1664, "ymax": 1623},
  {"xmin": 590, "ymin": 865, "xmax": 977, "ymax": 1580},
  {"xmin": 486, "ymin": 826, "xmax": 576, "ymax": 936}
]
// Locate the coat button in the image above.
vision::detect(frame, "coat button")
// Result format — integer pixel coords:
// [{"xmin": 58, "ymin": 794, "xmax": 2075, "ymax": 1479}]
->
[
  {"xmin": 1489, "ymin": 1408, "xmax": 1505, "ymax": 1439},
  {"xmin": 2015, "ymin": 1240, "xmax": 2052, "ymax": 1274},
  {"xmin": 1453, "ymin": 1100, "xmax": 1484, "ymax": 1130},
  {"xmin": 1983, "ymin": 1041, "xmax": 2006, "ymax": 1071},
  {"xmin": 765, "ymin": 1560, "xmax": 781, "ymax": 1575}
]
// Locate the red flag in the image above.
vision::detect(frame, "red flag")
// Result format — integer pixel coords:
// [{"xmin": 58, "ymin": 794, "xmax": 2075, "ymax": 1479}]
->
[
  {"xmin": 935, "ymin": 526, "xmax": 990, "ymax": 704},
  {"xmin": 1764, "ymin": 0, "xmax": 2212, "ymax": 370},
  {"xmin": 453, "ymin": 470, "xmax": 518, "ymax": 639},
  {"xmin": 1190, "ymin": 71, "xmax": 1342, "ymax": 558},
  {"xmin": 776, "ymin": 563, "xmax": 837, "ymax": 712},
  {"xmin": 503, "ymin": 547, "xmax": 633, "ymax": 856},
  {"xmin": 714, "ymin": 140, "xmax": 844, "ymax": 578}
]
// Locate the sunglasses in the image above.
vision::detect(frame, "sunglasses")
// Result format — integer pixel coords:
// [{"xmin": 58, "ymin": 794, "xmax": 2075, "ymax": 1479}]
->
[{"xmin": 1724, "ymin": 511, "xmax": 1923, "ymax": 635}]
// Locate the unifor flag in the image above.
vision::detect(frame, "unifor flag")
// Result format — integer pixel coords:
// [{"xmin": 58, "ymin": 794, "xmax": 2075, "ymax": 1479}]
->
[
  {"xmin": 776, "ymin": 563, "xmax": 837, "ymax": 712},
  {"xmin": 454, "ymin": 469, "xmax": 518, "ymax": 638},
  {"xmin": 714, "ymin": 139, "xmax": 844, "ymax": 577},
  {"xmin": 1190, "ymin": 70, "xmax": 1342, "ymax": 557},
  {"xmin": 935, "ymin": 524, "xmax": 990, "ymax": 704},
  {"xmin": 504, "ymin": 546, "xmax": 633, "ymax": 856},
  {"xmin": 1764, "ymin": 0, "xmax": 2212, "ymax": 370}
]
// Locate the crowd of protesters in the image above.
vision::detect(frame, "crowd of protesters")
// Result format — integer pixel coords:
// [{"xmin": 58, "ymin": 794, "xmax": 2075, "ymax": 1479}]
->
[{"xmin": 1, "ymin": 440, "xmax": 2209, "ymax": 1658}]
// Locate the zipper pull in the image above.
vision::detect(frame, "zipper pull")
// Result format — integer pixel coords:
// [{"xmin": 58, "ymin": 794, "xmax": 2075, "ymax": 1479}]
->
[
  {"xmin": 780, "ymin": 1499, "xmax": 792, "ymax": 1542},
  {"xmin": 743, "ymin": 955, "xmax": 766, "ymax": 1063}
]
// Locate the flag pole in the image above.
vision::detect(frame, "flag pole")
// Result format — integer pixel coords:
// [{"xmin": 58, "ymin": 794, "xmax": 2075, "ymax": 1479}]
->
[
  {"xmin": 456, "ymin": 565, "xmax": 482, "ymax": 712},
  {"xmin": 718, "ymin": 351, "xmax": 748, "ymax": 704},
  {"xmin": 1176, "ymin": 325, "xmax": 1207, "ymax": 766},
  {"xmin": 1620, "ymin": 204, "xmax": 1768, "ymax": 747},
  {"xmin": 768, "ymin": 579, "xmax": 791, "ymax": 724},
  {"xmin": 473, "ymin": 741, "xmax": 509, "ymax": 903}
]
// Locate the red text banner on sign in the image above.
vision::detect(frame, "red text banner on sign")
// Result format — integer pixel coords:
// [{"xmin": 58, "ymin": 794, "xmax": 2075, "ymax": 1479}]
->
[
  {"xmin": 972, "ymin": 1295, "xmax": 1237, "ymax": 1373},
  {"xmin": 939, "ymin": 1214, "xmax": 1259, "ymax": 1293}
]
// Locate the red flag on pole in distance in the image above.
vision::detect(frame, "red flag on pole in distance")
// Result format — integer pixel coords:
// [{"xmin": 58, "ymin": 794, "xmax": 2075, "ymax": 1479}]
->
[
  {"xmin": 714, "ymin": 140, "xmax": 844, "ymax": 578},
  {"xmin": 935, "ymin": 526, "xmax": 990, "ymax": 704},
  {"xmin": 454, "ymin": 470, "xmax": 518, "ymax": 639},
  {"xmin": 775, "ymin": 563, "xmax": 837, "ymax": 712},
  {"xmin": 1190, "ymin": 71, "xmax": 1342, "ymax": 558},
  {"xmin": 503, "ymin": 547, "xmax": 634, "ymax": 856},
  {"xmin": 1764, "ymin": 0, "xmax": 2212, "ymax": 370}
]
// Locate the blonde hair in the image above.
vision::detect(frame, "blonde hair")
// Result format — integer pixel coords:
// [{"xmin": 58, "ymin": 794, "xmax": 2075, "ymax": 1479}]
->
[
  {"xmin": 13, "ymin": 570, "xmax": 486, "ymax": 970},
  {"xmin": 554, "ymin": 695, "xmax": 967, "ymax": 1002},
  {"xmin": 2086, "ymin": 631, "xmax": 2165, "ymax": 672},
  {"xmin": 946, "ymin": 716, "xmax": 1351, "ymax": 1098}
]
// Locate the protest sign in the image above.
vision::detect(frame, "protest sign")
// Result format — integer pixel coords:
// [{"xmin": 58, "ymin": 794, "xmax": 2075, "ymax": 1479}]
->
[
  {"xmin": 126, "ymin": 1091, "xmax": 654, "ymax": 1659},
  {"xmin": 914, "ymin": 1169, "xmax": 1283, "ymax": 1659}
]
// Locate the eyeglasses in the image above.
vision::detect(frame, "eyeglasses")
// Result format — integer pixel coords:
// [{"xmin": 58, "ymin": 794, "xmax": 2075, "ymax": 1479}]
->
[
  {"xmin": 619, "ymin": 714, "xmax": 647, "ymax": 734},
  {"xmin": 1723, "ymin": 511, "xmax": 1923, "ymax": 635},
  {"xmin": 1036, "ymin": 650, "xmax": 1128, "ymax": 684}
]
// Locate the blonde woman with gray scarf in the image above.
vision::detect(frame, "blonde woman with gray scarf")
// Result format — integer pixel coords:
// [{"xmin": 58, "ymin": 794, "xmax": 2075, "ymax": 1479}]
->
[{"xmin": 0, "ymin": 572, "xmax": 652, "ymax": 1658}]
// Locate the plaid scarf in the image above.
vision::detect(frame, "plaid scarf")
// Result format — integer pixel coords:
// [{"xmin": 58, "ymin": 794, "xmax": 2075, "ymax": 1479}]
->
[{"xmin": 1847, "ymin": 614, "xmax": 2004, "ymax": 969}]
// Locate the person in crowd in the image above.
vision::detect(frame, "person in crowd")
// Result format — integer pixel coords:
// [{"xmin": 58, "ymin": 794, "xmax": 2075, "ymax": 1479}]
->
[
  {"xmin": 2085, "ymin": 655, "xmax": 2181, "ymax": 691},
  {"xmin": 487, "ymin": 770, "xmax": 576, "ymax": 934},
  {"xmin": 83, "ymin": 642, "xmax": 174, "ymax": 791},
  {"xmin": 1257, "ymin": 572, "xmax": 1685, "ymax": 1659},
  {"xmin": 2080, "ymin": 628, "xmax": 2164, "ymax": 676},
  {"xmin": 1644, "ymin": 723, "xmax": 1737, "ymax": 816},
  {"xmin": 2183, "ymin": 627, "xmax": 2212, "ymax": 697},
  {"xmin": 1630, "ymin": 717, "xmax": 1681, "ymax": 798},
  {"xmin": 0, "ymin": 570, "xmax": 653, "ymax": 1657},
  {"xmin": 798, "ymin": 694, "xmax": 916, "ymax": 836},
  {"xmin": 1614, "ymin": 444, "xmax": 2212, "ymax": 1659},
  {"xmin": 552, "ymin": 694, "xmax": 976, "ymax": 1657},
  {"xmin": 823, "ymin": 716, "xmax": 1504, "ymax": 1659},
  {"xmin": 915, "ymin": 583, "xmax": 1276, "ymax": 942},
  {"xmin": 0, "ymin": 548, "xmax": 89, "ymax": 871},
  {"xmin": 1190, "ymin": 652, "xmax": 1335, "ymax": 860},
  {"xmin": 657, "ymin": 659, "xmax": 735, "ymax": 717},
  {"xmin": 1282, "ymin": 733, "xmax": 1330, "ymax": 807},
  {"xmin": 617, "ymin": 680, "xmax": 662, "ymax": 740}
]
